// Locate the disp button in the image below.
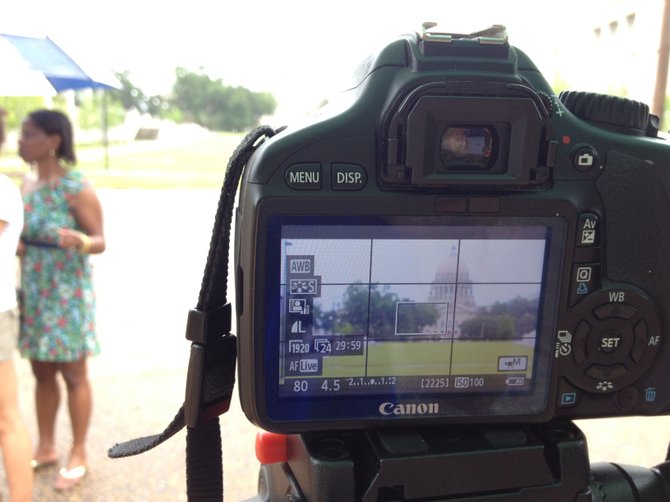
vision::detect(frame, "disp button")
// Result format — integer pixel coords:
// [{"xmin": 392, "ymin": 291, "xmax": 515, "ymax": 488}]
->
[{"xmin": 332, "ymin": 163, "xmax": 368, "ymax": 191}]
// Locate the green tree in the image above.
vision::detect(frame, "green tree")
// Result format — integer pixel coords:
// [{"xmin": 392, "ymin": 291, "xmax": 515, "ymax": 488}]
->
[
  {"xmin": 77, "ymin": 91, "xmax": 125, "ymax": 130},
  {"xmin": 110, "ymin": 71, "xmax": 168, "ymax": 119},
  {"xmin": 171, "ymin": 67, "xmax": 215, "ymax": 125},
  {"xmin": 460, "ymin": 313, "xmax": 516, "ymax": 340},
  {"xmin": 145, "ymin": 95, "xmax": 167, "ymax": 117},
  {"xmin": 111, "ymin": 71, "xmax": 147, "ymax": 112},
  {"xmin": 171, "ymin": 67, "xmax": 276, "ymax": 131},
  {"xmin": 396, "ymin": 302, "xmax": 440, "ymax": 334},
  {"xmin": 663, "ymin": 94, "xmax": 670, "ymax": 131},
  {"xmin": 0, "ymin": 96, "xmax": 48, "ymax": 129},
  {"xmin": 314, "ymin": 285, "xmax": 370, "ymax": 336},
  {"xmin": 315, "ymin": 285, "xmax": 440, "ymax": 338},
  {"xmin": 459, "ymin": 296, "xmax": 538, "ymax": 340}
]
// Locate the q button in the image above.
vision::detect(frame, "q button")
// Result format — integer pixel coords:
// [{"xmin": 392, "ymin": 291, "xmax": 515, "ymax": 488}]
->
[{"xmin": 332, "ymin": 163, "xmax": 368, "ymax": 191}]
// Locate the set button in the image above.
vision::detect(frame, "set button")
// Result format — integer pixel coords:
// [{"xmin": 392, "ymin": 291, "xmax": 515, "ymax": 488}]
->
[{"xmin": 597, "ymin": 330, "xmax": 623, "ymax": 353}]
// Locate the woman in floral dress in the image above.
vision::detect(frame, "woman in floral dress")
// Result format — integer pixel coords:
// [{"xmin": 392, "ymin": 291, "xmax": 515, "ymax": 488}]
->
[{"xmin": 18, "ymin": 109, "xmax": 105, "ymax": 491}]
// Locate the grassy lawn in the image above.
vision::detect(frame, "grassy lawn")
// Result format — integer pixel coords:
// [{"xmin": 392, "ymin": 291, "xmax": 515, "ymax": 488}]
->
[
  {"xmin": 0, "ymin": 130, "xmax": 245, "ymax": 189},
  {"xmin": 317, "ymin": 339, "xmax": 534, "ymax": 377}
]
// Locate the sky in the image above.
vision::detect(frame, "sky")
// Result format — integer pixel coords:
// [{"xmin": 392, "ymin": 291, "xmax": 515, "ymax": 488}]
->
[{"xmin": 0, "ymin": 1, "xmax": 613, "ymax": 122}]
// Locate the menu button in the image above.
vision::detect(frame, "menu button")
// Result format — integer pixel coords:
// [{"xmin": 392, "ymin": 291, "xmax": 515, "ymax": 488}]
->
[{"xmin": 285, "ymin": 163, "xmax": 322, "ymax": 190}]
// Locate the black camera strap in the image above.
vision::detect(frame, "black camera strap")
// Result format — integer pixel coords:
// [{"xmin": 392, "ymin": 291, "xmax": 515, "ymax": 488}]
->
[{"xmin": 108, "ymin": 125, "xmax": 283, "ymax": 501}]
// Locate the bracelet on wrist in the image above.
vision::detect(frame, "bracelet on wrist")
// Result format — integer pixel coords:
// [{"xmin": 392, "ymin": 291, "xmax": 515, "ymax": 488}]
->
[{"xmin": 79, "ymin": 233, "xmax": 92, "ymax": 254}]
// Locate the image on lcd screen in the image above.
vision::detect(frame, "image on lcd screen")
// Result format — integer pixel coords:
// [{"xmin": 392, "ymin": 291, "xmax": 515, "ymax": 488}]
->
[{"xmin": 277, "ymin": 224, "xmax": 548, "ymax": 398}]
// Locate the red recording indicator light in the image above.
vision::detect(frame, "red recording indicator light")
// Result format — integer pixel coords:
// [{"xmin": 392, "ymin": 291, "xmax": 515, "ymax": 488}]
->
[{"xmin": 255, "ymin": 431, "xmax": 289, "ymax": 464}]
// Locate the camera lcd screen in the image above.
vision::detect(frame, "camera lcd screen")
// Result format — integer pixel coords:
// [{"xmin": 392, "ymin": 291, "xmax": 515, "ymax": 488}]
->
[{"xmin": 262, "ymin": 216, "xmax": 565, "ymax": 423}]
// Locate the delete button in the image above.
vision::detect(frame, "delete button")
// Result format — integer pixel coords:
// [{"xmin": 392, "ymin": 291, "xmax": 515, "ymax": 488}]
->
[{"xmin": 332, "ymin": 163, "xmax": 367, "ymax": 191}]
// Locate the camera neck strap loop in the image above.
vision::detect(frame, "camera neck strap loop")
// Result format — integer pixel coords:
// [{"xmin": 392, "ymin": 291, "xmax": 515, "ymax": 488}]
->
[
  {"xmin": 184, "ymin": 303, "xmax": 235, "ymax": 428},
  {"xmin": 108, "ymin": 125, "xmax": 283, "ymax": 502}
]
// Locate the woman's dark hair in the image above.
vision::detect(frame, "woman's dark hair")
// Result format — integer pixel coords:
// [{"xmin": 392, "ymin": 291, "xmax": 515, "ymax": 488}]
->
[{"xmin": 28, "ymin": 109, "xmax": 77, "ymax": 164}]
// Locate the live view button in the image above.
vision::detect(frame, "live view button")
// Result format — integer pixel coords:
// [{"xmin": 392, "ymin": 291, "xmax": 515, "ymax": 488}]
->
[{"xmin": 332, "ymin": 163, "xmax": 367, "ymax": 191}]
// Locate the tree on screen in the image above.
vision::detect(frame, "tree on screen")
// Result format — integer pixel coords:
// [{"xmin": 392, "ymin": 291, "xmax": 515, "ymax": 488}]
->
[
  {"xmin": 314, "ymin": 284, "xmax": 440, "ymax": 338},
  {"xmin": 459, "ymin": 296, "xmax": 538, "ymax": 340}
]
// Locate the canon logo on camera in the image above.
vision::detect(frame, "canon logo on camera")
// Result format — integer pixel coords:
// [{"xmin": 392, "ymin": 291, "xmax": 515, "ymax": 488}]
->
[{"xmin": 379, "ymin": 401, "xmax": 440, "ymax": 416}]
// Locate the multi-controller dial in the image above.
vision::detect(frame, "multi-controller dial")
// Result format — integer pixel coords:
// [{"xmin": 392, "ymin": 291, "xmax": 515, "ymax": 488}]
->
[{"xmin": 565, "ymin": 288, "xmax": 661, "ymax": 394}]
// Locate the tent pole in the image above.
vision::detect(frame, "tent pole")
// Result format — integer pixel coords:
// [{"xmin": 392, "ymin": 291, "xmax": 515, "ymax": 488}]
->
[{"xmin": 101, "ymin": 89, "xmax": 109, "ymax": 169}]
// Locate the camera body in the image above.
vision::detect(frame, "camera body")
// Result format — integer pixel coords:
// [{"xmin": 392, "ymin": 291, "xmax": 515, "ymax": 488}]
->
[{"xmin": 235, "ymin": 26, "xmax": 670, "ymax": 433}]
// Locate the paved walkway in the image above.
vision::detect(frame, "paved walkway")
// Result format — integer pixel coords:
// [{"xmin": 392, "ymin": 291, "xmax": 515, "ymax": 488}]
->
[
  {"xmin": 1, "ymin": 189, "xmax": 260, "ymax": 501},
  {"xmin": 2, "ymin": 188, "xmax": 670, "ymax": 501}
]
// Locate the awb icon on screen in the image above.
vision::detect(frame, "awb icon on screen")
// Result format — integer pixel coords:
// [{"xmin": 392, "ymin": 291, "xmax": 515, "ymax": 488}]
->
[{"xmin": 290, "ymin": 258, "xmax": 312, "ymax": 274}]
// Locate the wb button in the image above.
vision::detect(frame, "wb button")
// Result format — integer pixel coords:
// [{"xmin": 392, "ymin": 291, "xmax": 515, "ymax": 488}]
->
[{"xmin": 332, "ymin": 163, "xmax": 368, "ymax": 191}]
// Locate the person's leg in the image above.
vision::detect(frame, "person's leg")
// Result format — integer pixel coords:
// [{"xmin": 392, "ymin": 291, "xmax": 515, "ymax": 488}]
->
[
  {"xmin": 0, "ymin": 358, "xmax": 33, "ymax": 502},
  {"xmin": 30, "ymin": 360, "xmax": 61, "ymax": 464},
  {"xmin": 59, "ymin": 357, "xmax": 92, "ymax": 470}
]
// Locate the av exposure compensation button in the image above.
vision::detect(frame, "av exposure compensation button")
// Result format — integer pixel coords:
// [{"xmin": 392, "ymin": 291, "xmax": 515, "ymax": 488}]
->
[{"xmin": 577, "ymin": 213, "xmax": 599, "ymax": 247}]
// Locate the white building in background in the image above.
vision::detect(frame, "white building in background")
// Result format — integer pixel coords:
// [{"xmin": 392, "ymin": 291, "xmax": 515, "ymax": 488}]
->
[
  {"xmin": 551, "ymin": 0, "xmax": 668, "ymax": 109},
  {"xmin": 427, "ymin": 246, "xmax": 477, "ymax": 338}
]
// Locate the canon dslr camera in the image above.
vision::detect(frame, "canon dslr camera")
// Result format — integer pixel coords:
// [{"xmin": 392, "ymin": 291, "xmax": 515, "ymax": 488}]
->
[{"xmin": 235, "ymin": 25, "xmax": 669, "ymax": 434}]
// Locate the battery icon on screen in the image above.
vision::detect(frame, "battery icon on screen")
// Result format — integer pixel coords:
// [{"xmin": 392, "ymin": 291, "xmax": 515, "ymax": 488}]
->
[{"xmin": 505, "ymin": 376, "xmax": 525, "ymax": 386}]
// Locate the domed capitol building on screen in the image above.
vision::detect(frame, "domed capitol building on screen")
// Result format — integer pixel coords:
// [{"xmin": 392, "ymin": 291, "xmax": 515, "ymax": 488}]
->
[{"xmin": 427, "ymin": 245, "xmax": 478, "ymax": 338}]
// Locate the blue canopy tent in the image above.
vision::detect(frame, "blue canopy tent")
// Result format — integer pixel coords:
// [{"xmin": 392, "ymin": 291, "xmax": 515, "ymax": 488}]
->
[{"xmin": 0, "ymin": 34, "xmax": 119, "ymax": 167}]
